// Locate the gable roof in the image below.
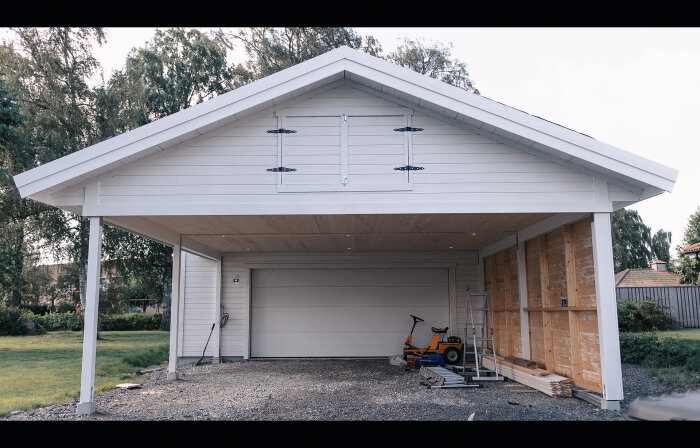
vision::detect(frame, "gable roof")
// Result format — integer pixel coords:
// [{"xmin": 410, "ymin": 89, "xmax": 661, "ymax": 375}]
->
[
  {"xmin": 13, "ymin": 46, "xmax": 678, "ymax": 204},
  {"xmin": 682, "ymin": 242, "xmax": 700, "ymax": 254},
  {"xmin": 615, "ymin": 268, "xmax": 682, "ymax": 287}
]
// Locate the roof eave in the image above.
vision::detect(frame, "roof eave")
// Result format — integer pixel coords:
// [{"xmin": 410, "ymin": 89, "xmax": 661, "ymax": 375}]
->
[{"xmin": 13, "ymin": 46, "xmax": 679, "ymax": 200}]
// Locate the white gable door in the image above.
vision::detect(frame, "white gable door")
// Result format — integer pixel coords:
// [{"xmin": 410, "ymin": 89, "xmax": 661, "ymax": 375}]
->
[
  {"xmin": 347, "ymin": 114, "xmax": 411, "ymax": 188},
  {"xmin": 277, "ymin": 115, "xmax": 341, "ymax": 186},
  {"xmin": 274, "ymin": 112, "xmax": 418, "ymax": 191}
]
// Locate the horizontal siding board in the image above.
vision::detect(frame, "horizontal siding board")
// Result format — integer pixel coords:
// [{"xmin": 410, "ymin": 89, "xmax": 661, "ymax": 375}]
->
[{"xmin": 100, "ymin": 191, "xmax": 596, "ymax": 203}]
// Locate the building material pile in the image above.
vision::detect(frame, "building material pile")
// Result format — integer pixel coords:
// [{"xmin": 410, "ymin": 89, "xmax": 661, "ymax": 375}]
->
[
  {"xmin": 481, "ymin": 356, "xmax": 572, "ymax": 397},
  {"xmin": 419, "ymin": 366, "xmax": 472, "ymax": 388}
]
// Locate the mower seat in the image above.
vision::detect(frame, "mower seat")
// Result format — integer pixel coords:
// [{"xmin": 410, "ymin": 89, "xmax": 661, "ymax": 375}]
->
[{"xmin": 431, "ymin": 327, "xmax": 448, "ymax": 334}]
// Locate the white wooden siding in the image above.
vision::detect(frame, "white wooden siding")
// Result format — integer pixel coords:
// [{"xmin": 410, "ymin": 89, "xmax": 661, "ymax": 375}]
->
[
  {"xmin": 220, "ymin": 265, "xmax": 250, "ymax": 358},
  {"xmin": 180, "ymin": 252, "xmax": 218, "ymax": 357},
  {"xmin": 93, "ymin": 81, "xmax": 601, "ymax": 215}
]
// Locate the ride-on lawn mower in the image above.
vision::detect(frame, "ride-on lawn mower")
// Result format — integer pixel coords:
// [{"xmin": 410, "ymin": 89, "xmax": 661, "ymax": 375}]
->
[{"xmin": 403, "ymin": 314, "xmax": 463, "ymax": 364}]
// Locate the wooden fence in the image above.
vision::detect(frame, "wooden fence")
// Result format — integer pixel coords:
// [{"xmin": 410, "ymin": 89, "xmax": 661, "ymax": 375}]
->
[{"xmin": 616, "ymin": 286, "xmax": 700, "ymax": 328}]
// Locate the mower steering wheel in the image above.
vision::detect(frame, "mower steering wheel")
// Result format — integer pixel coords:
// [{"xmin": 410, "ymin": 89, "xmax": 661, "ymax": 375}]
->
[{"xmin": 410, "ymin": 315, "xmax": 424, "ymax": 322}]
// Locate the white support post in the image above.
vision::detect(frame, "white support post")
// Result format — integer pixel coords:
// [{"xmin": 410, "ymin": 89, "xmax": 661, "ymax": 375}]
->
[
  {"xmin": 167, "ymin": 242, "xmax": 182, "ymax": 380},
  {"xmin": 516, "ymin": 239, "xmax": 531, "ymax": 360},
  {"xmin": 591, "ymin": 212, "xmax": 623, "ymax": 409},
  {"xmin": 212, "ymin": 257, "xmax": 222, "ymax": 363},
  {"xmin": 77, "ymin": 217, "xmax": 103, "ymax": 415}
]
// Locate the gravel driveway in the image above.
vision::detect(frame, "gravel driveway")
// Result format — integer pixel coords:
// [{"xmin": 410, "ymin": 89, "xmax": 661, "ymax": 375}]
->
[{"xmin": 3, "ymin": 360, "xmax": 690, "ymax": 421}]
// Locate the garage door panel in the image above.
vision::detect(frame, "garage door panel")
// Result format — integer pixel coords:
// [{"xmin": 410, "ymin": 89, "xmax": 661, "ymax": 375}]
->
[
  {"xmin": 253, "ymin": 268, "xmax": 448, "ymax": 287},
  {"xmin": 253, "ymin": 306, "xmax": 447, "ymax": 332},
  {"xmin": 253, "ymin": 331, "xmax": 411, "ymax": 357},
  {"xmin": 251, "ymin": 268, "xmax": 449, "ymax": 357},
  {"xmin": 252, "ymin": 285, "xmax": 448, "ymax": 308}
]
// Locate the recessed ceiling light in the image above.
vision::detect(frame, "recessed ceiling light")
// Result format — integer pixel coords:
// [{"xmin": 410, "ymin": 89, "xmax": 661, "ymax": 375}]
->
[
  {"xmin": 347, "ymin": 247, "xmax": 352, "ymax": 250},
  {"xmin": 246, "ymin": 248, "xmax": 250, "ymax": 251},
  {"xmin": 472, "ymin": 232, "xmax": 477, "ymax": 236},
  {"xmin": 449, "ymin": 246, "xmax": 454, "ymax": 249},
  {"xmin": 346, "ymin": 234, "xmax": 351, "ymax": 237}
]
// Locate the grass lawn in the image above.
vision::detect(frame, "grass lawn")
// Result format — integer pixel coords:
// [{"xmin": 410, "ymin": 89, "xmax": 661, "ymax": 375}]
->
[
  {"xmin": 624, "ymin": 328, "xmax": 700, "ymax": 388},
  {"xmin": 654, "ymin": 328, "xmax": 700, "ymax": 341},
  {"xmin": 0, "ymin": 331, "xmax": 169, "ymax": 417}
]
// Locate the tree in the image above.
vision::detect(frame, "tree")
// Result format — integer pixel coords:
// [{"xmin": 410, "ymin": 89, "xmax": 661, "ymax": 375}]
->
[
  {"xmin": 386, "ymin": 38, "xmax": 479, "ymax": 94},
  {"xmin": 0, "ymin": 28, "xmax": 105, "ymax": 310},
  {"xmin": 650, "ymin": 229, "xmax": 672, "ymax": 263},
  {"xmin": 0, "ymin": 72, "xmax": 29, "ymax": 305},
  {"xmin": 97, "ymin": 28, "xmax": 241, "ymax": 329},
  {"xmin": 610, "ymin": 209, "xmax": 652, "ymax": 273},
  {"xmin": 677, "ymin": 207, "xmax": 700, "ymax": 285},
  {"xmin": 231, "ymin": 27, "xmax": 382, "ymax": 80},
  {"xmin": 101, "ymin": 27, "xmax": 249, "ymax": 137}
]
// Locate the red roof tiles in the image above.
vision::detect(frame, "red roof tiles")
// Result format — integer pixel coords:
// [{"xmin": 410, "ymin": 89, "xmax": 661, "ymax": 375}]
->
[
  {"xmin": 681, "ymin": 242, "xmax": 700, "ymax": 254},
  {"xmin": 615, "ymin": 268, "xmax": 681, "ymax": 287}
]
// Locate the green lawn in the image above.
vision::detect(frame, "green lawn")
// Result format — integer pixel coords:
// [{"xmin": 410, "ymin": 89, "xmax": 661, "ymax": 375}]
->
[
  {"xmin": 654, "ymin": 328, "xmax": 700, "ymax": 341},
  {"xmin": 0, "ymin": 331, "xmax": 169, "ymax": 417}
]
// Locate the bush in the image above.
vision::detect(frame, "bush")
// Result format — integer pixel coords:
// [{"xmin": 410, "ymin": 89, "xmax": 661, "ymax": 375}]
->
[
  {"xmin": 619, "ymin": 333, "xmax": 700, "ymax": 371},
  {"xmin": 617, "ymin": 299, "xmax": 672, "ymax": 332},
  {"xmin": 3, "ymin": 310, "xmax": 163, "ymax": 333},
  {"xmin": 30, "ymin": 311, "xmax": 83, "ymax": 332},
  {"xmin": 56, "ymin": 302, "xmax": 76, "ymax": 314},
  {"xmin": 19, "ymin": 304, "xmax": 51, "ymax": 316},
  {"xmin": 97, "ymin": 313, "xmax": 162, "ymax": 331},
  {"xmin": 0, "ymin": 305, "xmax": 28, "ymax": 336}
]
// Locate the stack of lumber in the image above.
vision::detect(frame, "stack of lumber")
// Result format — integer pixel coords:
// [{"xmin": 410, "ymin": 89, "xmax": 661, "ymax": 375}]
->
[{"xmin": 481, "ymin": 355, "xmax": 572, "ymax": 398}]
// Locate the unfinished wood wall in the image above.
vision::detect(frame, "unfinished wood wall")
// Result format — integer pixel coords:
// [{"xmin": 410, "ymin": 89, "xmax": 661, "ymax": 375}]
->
[
  {"xmin": 485, "ymin": 216, "xmax": 602, "ymax": 393},
  {"xmin": 484, "ymin": 247, "xmax": 521, "ymax": 359},
  {"xmin": 524, "ymin": 217, "xmax": 602, "ymax": 393}
]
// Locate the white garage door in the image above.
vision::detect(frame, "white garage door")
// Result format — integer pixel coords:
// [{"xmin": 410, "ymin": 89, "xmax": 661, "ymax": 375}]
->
[{"xmin": 251, "ymin": 268, "xmax": 449, "ymax": 357}]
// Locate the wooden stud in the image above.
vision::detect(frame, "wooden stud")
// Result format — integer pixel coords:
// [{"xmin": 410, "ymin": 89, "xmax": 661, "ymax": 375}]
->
[
  {"xmin": 503, "ymin": 249, "xmax": 513, "ymax": 356},
  {"xmin": 563, "ymin": 224, "xmax": 583, "ymax": 386},
  {"xmin": 538, "ymin": 234, "xmax": 555, "ymax": 372}
]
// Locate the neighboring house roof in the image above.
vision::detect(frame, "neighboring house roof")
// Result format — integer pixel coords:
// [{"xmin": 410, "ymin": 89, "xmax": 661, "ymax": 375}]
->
[
  {"xmin": 681, "ymin": 242, "xmax": 700, "ymax": 254},
  {"xmin": 615, "ymin": 268, "xmax": 682, "ymax": 287},
  {"xmin": 13, "ymin": 46, "xmax": 678, "ymax": 206}
]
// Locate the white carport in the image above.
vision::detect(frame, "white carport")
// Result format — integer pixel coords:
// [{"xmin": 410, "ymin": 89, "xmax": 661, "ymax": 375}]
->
[{"xmin": 13, "ymin": 47, "xmax": 677, "ymax": 415}]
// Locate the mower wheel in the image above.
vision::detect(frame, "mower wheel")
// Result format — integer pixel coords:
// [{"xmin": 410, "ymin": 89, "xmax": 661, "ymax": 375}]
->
[{"xmin": 443, "ymin": 347, "xmax": 461, "ymax": 364}]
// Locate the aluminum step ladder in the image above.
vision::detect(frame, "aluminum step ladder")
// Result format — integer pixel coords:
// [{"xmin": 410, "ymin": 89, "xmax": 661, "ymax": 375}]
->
[{"xmin": 460, "ymin": 288, "xmax": 503, "ymax": 381}]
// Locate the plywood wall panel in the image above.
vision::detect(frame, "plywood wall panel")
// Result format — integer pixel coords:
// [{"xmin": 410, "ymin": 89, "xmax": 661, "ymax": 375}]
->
[{"xmin": 518, "ymin": 215, "xmax": 602, "ymax": 394}]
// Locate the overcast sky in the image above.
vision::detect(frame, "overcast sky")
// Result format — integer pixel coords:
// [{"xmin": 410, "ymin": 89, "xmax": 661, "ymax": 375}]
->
[{"xmin": 75, "ymin": 27, "xmax": 700, "ymax": 256}]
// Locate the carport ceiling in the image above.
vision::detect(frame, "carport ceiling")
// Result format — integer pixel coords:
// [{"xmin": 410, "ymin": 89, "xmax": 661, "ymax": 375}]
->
[{"xmin": 135, "ymin": 213, "xmax": 553, "ymax": 253}]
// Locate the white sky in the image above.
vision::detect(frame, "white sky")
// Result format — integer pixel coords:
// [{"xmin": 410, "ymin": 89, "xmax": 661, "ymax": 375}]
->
[{"xmin": 21, "ymin": 27, "xmax": 700, "ymax": 257}]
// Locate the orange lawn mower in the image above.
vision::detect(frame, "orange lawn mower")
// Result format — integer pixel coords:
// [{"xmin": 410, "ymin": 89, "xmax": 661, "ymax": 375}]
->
[{"xmin": 403, "ymin": 315, "xmax": 463, "ymax": 364}]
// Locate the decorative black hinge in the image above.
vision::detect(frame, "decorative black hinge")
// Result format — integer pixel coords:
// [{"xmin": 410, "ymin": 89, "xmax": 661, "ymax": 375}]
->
[
  {"xmin": 266, "ymin": 167, "xmax": 297, "ymax": 173},
  {"xmin": 393, "ymin": 126, "xmax": 423, "ymax": 132},
  {"xmin": 394, "ymin": 165, "xmax": 424, "ymax": 171},
  {"xmin": 266, "ymin": 128, "xmax": 297, "ymax": 134}
]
